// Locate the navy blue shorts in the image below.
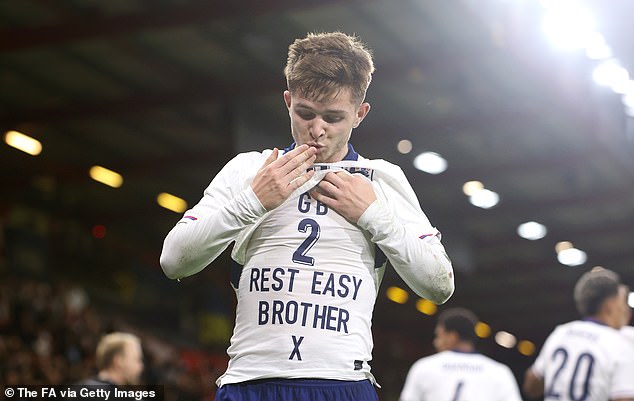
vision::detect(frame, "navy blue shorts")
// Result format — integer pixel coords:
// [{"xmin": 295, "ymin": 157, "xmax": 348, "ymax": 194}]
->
[{"xmin": 214, "ymin": 378, "xmax": 378, "ymax": 401}]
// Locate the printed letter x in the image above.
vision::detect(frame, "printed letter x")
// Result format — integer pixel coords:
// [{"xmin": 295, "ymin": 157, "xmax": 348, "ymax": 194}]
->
[{"xmin": 289, "ymin": 335, "xmax": 304, "ymax": 361}]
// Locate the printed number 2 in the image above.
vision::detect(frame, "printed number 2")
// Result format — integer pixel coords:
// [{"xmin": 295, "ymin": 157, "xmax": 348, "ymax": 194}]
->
[
  {"xmin": 292, "ymin": 218, "xmax": 320, "ymax": 266},
  {"xmin": 451, "ymin": 381, "xmax": 464, "ymax": 401},
  {"xmin": 545, "ymin": 347, "xmax": 594, "ymax": 401}
]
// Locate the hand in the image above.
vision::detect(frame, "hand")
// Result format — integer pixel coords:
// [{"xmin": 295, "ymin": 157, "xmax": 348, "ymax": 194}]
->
[
  {"xmin": 251, "ymin": 145, "xmax": 317, "ymax": 210},
  {"xmin": 309, "ymin": 171, "xmax": 377, "ymax": 223}
]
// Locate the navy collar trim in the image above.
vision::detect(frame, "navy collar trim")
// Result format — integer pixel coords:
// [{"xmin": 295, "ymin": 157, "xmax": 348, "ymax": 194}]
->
[
  {"xmin": 282, "ymin": 143, "xmax": 359, "ymax": 161},
  {"xmin": 448, "ymin": 349, "xmax": 478, "ymax": 355},
  {"xmin": 582, "ymin": 317, "xmax": 608, "ymax": 326}
]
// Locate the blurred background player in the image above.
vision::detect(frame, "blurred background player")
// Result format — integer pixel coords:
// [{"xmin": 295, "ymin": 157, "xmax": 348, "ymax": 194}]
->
[
  {"xmin": 399, "ymin": 307, "xmax": 522, "ymax": 401},
  {"xmin": 620, "ymin": 290, "xmax": 634, "ymax": 360},
  {"xmin": 623, "ymin": 325, "xmax": 634, "ymax": 345},
  {"xmin": 79, "ymin": 332, "xmax": 144, "ymax": 386},
  {"xmin": 523, "ymin": 268, "xmax": 634, "ymax": 401}
]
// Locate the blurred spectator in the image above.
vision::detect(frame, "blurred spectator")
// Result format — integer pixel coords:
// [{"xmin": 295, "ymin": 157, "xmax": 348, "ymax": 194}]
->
[
  {"xmin": 78, "ymin": 332, "xmax": 144, "ymax": 386},
  {"xmin": 0, "ymin": 275, "xmax": 226, "ymax": 401}
]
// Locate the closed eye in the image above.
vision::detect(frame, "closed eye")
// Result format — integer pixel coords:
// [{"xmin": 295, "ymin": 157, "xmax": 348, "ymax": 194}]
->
[
  {"xmin": 324, "ymin": 115, "xmax": 344, "ymax": 123},
  {"xmin": 296, "ymin": 110, "xmax": 316, "ymax": 120}
]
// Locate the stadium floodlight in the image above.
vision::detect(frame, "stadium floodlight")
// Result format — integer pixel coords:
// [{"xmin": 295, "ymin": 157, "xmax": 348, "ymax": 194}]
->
[
  {"xmin": 517, "ymin": 221, "xmax": 548, "ymax": 240},
  {"xmin": 469, "ymin": 189, "xmax": 500, "ymax": 209},
  {"xmin": 495, "ymin": 331, "xmax": 517, "ymax": 349},
  {"xmin": 585, "ymin": 32, "xmax": 612, "ymax": 60},
  {"xmin": 557, "ymin": 247, "xmax": 587, "ymax": 267},
  {"xmin": 592, "ymin": 59, "xmax": 630, "ymax": 90},
  {"xmin": 4, "ymin": 130, "xmax": 42, "ymax": 156},
  {"xmin": 413, "ymin": 151, "xmax": 448, "ymax": 174},
  {"xmin": 542, "ymin": 4, "xmax": 596, "ymax": 50}
]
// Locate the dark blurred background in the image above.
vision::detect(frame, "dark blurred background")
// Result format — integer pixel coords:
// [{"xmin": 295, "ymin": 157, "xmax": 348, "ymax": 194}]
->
[{"xmin": 2, "ymin": 1, "xmax": 634, "ymax": 400}]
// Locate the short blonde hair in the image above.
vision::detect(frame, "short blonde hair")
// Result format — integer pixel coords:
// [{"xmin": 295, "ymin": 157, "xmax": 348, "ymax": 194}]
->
[
  {"xmin": 284, "ymin": 32, "xmax": 375, "ymax": 104},
  {"xmin": 95, "ymin": 332, "xmax": 141, "ymax": 370}
]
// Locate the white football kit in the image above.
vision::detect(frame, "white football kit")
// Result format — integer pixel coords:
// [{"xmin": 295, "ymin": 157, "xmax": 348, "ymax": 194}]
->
[
  {"xmin": 622, "ymin": 325, "xmax": 634, "ymax": 346},
  {"xmin": 530, "ymin": 320, "xmax": 634, "ymax": 401},
  {"xmin": 399, "ymin": 350, "xmax": 522, "ymax": 401},
  {"xmin": 160, "ymin": 145, "xmax": 454, "ymax": 386}
]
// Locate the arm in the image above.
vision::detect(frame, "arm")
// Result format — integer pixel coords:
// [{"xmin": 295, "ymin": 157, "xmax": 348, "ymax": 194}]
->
[
  {"xmin": 159, "ymin": 152, "xmax": 267, "ymax": 279},
  {"xmin": 357, "ymin": 196, "xmax": 454, "ymax": 304},
  {"xmin": 309, "ymin": 167, "xmax": 454, "ymax": 304},
  {"xmin": 160, "ymin": 146, "xmax": 316, "ymax": 280},
  {"xmin": 522, "ymin": 367, "xmax": 544, "ymax": 399}
]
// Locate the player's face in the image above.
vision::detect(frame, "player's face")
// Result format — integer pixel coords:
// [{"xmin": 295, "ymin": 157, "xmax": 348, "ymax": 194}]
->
[
  {"xmin": 616, "ymin": 285, "xmax": 632, "ymax": 328},
  {"xmin": 433, "ymin": 324, "xmax": 453, "ymax": 352},
  {"xmin": 284, "ymin": 88, "xmax": 370, "ymax": 163},
  {"xmin": 119, "ymin": 341, "xmax": 144, "ymax": 384}
]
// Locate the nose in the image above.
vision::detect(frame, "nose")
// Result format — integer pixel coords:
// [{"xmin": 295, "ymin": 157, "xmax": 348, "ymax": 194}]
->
[{"xmin": 309, "ymin": 120, "xmax": 326, "ymax": 139}]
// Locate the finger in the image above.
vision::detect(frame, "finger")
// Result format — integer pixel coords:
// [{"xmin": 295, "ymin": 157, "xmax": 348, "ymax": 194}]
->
[
  {"xmin": 289, "ymin": 169, "xmax": 315, "ymax": 190},
  {"xmin": 309, "ymin": 187, "xmax": 330, "ymax": 203},
  {"xmin": 315, "ymin": 180, "xmax": 339, "ymax": 197},
  {"xmin": 277, "ymin": 145, "xmax": 316, "ymax": 173},
  {"xmin": 262, "ymin": 148, "xmax": 279, "ymax": 167},
  {"xmin": 279, "ymin": 144, "xmax": 309, "ymax": 163},
  {"xmin": 321, "ymin": 171, "xmax": 346, "ymax": 185},
  {"xmin": 288, "ymin": 154, "xmax": 317, "ymax": 179}
]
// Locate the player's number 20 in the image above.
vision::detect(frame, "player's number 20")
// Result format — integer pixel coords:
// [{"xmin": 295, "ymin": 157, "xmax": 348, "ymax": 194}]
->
[{"xmin": 545, "ymin": 347, "xmax": 594, "ymax": 401}]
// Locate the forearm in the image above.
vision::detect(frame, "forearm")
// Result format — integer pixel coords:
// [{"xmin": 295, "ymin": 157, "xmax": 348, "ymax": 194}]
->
[
  {"xmin": 160, "ymin": 186, "xmax": 266, "ymax": 279},
  {"xmin": 357, "ymin": 199, "xmax": 454, "ymax": 304}
]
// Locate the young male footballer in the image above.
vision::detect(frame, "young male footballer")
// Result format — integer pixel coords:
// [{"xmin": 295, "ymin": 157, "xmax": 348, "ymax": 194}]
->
[{"xmin": 161, "ymin": 31, "xmax": 455, "ymax": 401}]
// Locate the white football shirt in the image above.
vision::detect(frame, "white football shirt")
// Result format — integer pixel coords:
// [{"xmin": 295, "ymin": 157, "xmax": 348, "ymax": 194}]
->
[
  {"xmin": 622, "ymin": 325, "xmax": 634, "ymax": 346},
  {"xmin": 399, "ymin": 350, "xmax": 522, "ymax": 401},
  {"xmin": 217, "ymin": 190, "xmax": 383, "ymax": 385},
  {"xmin": 531, "ymin": 320, "xmax": 634, "ymax": 401},
  {"xmin": 160, "ymin": 147, "xmax": 455, "ymax": 387}
]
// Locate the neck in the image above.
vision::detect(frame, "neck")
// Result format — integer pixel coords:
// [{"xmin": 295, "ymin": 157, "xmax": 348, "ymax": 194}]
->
[
  {"xmin": 451, "ymin": 342, "xmax": 475, "ymax": 353},
  {"xmin": 98, "ymin": 369, "xmax": 123, "ymax": 385},
  {"xmin": 586, "ymin": 314, "xmax": 619, "ymax": 329}
]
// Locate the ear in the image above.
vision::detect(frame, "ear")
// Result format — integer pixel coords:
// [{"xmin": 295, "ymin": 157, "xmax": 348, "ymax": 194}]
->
[
  {"xmin": 112, "ymin": 353, "xmax": 123, "ymax": 369},
  {"xmin": 283, "ymin": 90, "xmax": 292, "ymax": 109},
  {"xmin": 354, "ymin": 102, "xmax": 371, "ymax": 128},
  {"xmin": 600, "ymin": 294, "xmax": 622, "ymax": 328},
  {"xmin": 446, "ymin": 330, "xmax": 460, "ymax": 347}
]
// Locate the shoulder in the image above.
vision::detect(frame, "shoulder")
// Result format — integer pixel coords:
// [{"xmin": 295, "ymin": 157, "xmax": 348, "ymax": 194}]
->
[
  {"xmin": 622, "ymin": 326, "xmax": 634, "ymax": 346},
  {"xmin": 213, "ymin": 150, "xmax": 271, "ymax": 183},
  {"xmin": 538, "ymin": 321, "xmax": 578, "ymax": 349},
  {"xmin": 480, "ymin": 354, "xmax": 515, "ymax": 375},
  {"xmin": 408, "ymin": 353, "xmax": 440, "ymax": 371},
  {"xmin": 76, "ymin": 377, "xmax": 116, "ymax": 386},
  {"xmin": 227, "ymin": 150, "xmax": 271, "ymax": 167},
  {"xmin": 411, "ymin": 351, "xmax": 451, "ymax": 370},
  {"xmin": 545, "ymin": 320, "xmax": 577, "ymax": 338},
  {"xmin": 544, "ymin": 320, "xmax": 629, "ymax": 354},
  {"xmin": 358, "ymin": 156, "xmax": 406, "ymax": 177}
]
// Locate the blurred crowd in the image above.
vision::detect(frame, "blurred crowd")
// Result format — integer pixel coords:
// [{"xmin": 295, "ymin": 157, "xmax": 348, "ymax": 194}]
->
[{"xmin": 0, "ymin": 274, "xmax": 228, "ymax": 401}]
